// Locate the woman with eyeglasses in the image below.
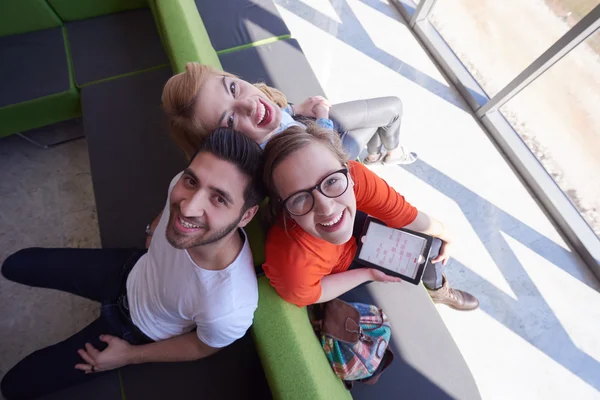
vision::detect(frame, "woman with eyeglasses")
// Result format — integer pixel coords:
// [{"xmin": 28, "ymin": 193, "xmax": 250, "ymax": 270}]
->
[{"xmin": 261, "ymin": 123, "xmax": 479, "ymax": 310}]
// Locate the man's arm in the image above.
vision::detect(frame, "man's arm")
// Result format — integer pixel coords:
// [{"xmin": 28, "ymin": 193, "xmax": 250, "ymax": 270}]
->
[
  {"xmin": 145, "ymin": 211, "xmax": 163, "ymax": 248},
  {"xmin": 131, "ymin": 331, "xmax": 218, "ymax": 363},
  {"xmin": 75, "ymin": 331, "xmax": 219, "ymax": 373}
]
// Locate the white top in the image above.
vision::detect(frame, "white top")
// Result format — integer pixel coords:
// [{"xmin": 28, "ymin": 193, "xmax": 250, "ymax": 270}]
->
[
  {"xmin": 259, "ymin": 108, "xmax": 304, "ymax": 149},
  {"xmin": 126, "ymin": 173, "xmax": 259, "ymax": 348}
]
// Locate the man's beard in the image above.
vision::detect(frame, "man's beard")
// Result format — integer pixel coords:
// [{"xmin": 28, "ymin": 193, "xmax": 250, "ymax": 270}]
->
[{"xmin": 166, "ymin": 211, "xmax": 244, "ymax": 250}]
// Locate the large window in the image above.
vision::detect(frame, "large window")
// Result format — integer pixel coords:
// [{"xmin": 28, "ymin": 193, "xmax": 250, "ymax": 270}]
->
[
  {"xmin": 499, "ymin": 31, "xmax": 600, "ymax": 237},
  {"xmin": 393, "ymin": 0, "xmax": 600, "ymax": 270},
  {"xmin": 425, "ymin": 0, "xmax": 599, "ymax": 237},
  {"xmin": 429, "ymin": 0, "xmax": 598, "ymax": 97}
]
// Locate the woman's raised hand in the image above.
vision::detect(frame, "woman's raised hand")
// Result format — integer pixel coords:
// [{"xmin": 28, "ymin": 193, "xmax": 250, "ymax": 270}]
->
[
  {"xmin": 296, "ymin": 96, "xmax": 331, "ymax": 119},
  {"xmin": 431, "ymin": 241, "xmax": 452, "ymax": 266},
  {"xmin": 369, "ymin": 268, "xmax": 402, "ymax": 283}
]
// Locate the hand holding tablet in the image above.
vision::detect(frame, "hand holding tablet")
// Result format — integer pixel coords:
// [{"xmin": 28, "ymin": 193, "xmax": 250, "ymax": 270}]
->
[{"xmin": 355, "ymin": 217, "xmax": 434, "ymax": 285}]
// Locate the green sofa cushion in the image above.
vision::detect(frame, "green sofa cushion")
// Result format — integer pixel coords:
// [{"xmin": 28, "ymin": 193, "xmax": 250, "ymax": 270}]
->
[
  {"xmin": 151, "ymin": 0, "xmax": 221, "ymax": 73},
  {"xmin": 119, "ymin": 333, "xmax": 270, "ymax": 399},
  {"xmin": 0, "ymin": 0, "xmax": 61, "ymax": 37},
  {"xmin": 1, "ymin": 28, "xmax": 72, "ymax": 106},
  {"xmin": 65, "ymin": 9, "xmax": 169, "ymax": 86},
  {"xmin": 252, "ymin": 277, "xmax": 351, "ymax": 400},
  {"xmin": 82, "ymin": 67, "xmax": 184, "ymax": 248},
  {"xmin": 0, "ymin": 89, "xmax": 81, "ymax": 138},
  {"xmin": 47, "ymin": 0, "xmax": 147, "ymax": 21},
  {"xmin": 0, "ymin": 26, "xmax": 80, "ymax": 137},
  {"xmin": 245, "ymin": 202, "xmax": 270, "ymax": 268},
  {"xmin": 193, "ymin": 0, "xmax": 290, "ymax": 52}
]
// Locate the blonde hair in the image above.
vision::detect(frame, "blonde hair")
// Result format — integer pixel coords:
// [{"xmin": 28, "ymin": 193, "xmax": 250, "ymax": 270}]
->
[
  {"xmin": 262, "ymin": 123, "xmax": 348, "ymax": 225},
  {"xmin": 162, "ymin": 62, "xmax": 288, "ymax": 159}
]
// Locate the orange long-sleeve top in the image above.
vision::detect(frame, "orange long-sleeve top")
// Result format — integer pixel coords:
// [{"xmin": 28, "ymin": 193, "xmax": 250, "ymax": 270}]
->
[{"xmin": 263, "ymin": 161, "xmax": 418, "ymax": 307}]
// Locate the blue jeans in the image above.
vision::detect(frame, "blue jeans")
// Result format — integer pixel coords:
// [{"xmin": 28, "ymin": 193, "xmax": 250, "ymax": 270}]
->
[{"xmin": 1, "ymin": 248, "xmax": 150, "ymax": 400}]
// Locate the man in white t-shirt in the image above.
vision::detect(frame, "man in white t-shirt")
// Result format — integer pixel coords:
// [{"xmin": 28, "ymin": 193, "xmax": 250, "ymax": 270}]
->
[{"xmin": 0, "ymin": 128, "xmax": 265, "ymax": 400}]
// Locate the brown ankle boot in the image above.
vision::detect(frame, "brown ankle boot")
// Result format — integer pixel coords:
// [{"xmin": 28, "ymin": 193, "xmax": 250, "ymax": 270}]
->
[{"xmin": 427, "ymin": 275, "xmax": 479, "ymax": 311}]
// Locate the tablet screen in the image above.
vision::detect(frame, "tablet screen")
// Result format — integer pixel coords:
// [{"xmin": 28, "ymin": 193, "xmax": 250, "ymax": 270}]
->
[{"xmin": 358, "ymin": 222, "xmax": 427, "ymax": 279}]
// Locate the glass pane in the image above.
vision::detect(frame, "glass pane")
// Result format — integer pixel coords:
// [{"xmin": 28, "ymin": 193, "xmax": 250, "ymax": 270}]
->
[
  {"xmin": 500, "ymin": 30, "xmax": 600, "ymax": 238},
  {"xmin": 429, "ymin": 0, "xmax": 598, "ymax": 97}
]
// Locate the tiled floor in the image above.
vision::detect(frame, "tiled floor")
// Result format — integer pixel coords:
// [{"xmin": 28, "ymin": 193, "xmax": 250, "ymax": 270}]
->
[
  {"xmin": 0, "ymin": 122, "xmax": 100, "ymax": 390},
  {"xmin": 1, "ymin": 1, "xmax": 599, "ymax": 399}
]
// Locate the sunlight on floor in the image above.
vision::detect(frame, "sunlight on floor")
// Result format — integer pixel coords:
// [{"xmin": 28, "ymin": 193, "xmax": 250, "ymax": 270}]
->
[{"xmin": 276, "ymin": 0, "xmax": 600, "ymax": 397}]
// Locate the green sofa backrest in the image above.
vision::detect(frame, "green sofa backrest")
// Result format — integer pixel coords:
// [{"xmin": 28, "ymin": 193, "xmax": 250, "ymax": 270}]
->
[
  {"xmin": 150, "ymin": 0, "xmax": 221, "ymax": 73},
  {"xmin": 0, "ymin": 0, "xmax": 61, "ymax": 37},
  {"xmin": 47, "ymin": 0, "xmax": 147, "ymax": 21},
  {"xmin": 253, "ymin": 278, "xmax": 353, "ymax": 400}
]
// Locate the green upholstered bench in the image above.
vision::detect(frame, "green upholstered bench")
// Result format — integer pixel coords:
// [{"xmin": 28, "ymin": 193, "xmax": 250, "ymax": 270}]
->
[
  {"xmin": 65, "ymin": 8, "xmax": 169, "ymax": 87},
  {"xmin": 149, "ymin": 0, "xmax": 221, "ymax": 73},
  {"xmin": 0, "ymin": 0, "xmax": 167, "ymax": 139},
  {"xmin": 193, "ymin": 0, "xmax": 291, "ymax": 52},
  {"xmin": 47, "ymin": 0, "xmax": 147, "ymax": 22},
  {"xmin": 253, "ymin": 277, "xmax": 352, "ymax": 400},
  {"xmin": 0, "ymin": 0, "xmax": 80, "ymax": 138}
]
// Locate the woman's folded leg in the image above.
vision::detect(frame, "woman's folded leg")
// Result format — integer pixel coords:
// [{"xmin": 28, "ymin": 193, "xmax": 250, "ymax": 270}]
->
[{"xmin": 329, "ymin": 97, "xmax": 414, "ymax": 164}]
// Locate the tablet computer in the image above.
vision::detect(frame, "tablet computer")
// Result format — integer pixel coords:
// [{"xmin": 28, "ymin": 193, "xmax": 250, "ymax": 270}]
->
[{"xmin": 355, "ymin": 217, "xmax": 434, "ymax": 285}]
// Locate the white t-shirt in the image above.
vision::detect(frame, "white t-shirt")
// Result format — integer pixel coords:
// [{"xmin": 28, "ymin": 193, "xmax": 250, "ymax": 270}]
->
[{"xmin": 126, "ymin": 173, "xmax": 259, "ymax": 348}]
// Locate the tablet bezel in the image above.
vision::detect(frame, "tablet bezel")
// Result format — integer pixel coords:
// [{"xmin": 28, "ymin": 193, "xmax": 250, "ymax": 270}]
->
[{"xmin": 354, "ymin": 217, "xmax": 434, "ymax": 285}]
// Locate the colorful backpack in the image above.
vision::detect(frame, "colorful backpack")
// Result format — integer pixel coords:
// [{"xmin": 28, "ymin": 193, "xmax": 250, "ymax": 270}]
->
[{"xmin": 310, "ymin": 299, "xmax": 394, "ymax": 388}]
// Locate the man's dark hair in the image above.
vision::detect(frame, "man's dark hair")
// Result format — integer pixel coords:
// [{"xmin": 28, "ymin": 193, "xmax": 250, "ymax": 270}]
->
[{"xmin": 190, "ymin": 128, "xmax": 266, "ymax": 210}]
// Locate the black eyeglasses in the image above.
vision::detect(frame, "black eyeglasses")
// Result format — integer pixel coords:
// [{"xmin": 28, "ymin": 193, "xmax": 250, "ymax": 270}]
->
[{"xmin": 281, "ymin": 168, "xmax": 350, "ymax": 216}]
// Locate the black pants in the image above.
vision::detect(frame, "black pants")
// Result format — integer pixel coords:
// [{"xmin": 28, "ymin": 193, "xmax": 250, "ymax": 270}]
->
[
  {"xmin": 330, "ymin": 96, "xmax": 403, "ymax": 159},
  {"xmin": 1, "ymin": 248, "xmax": 149, "ymax": 400},
  {"xmin": 351, "ymin": 211, "xmax": 443, "ymax": 290}
]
